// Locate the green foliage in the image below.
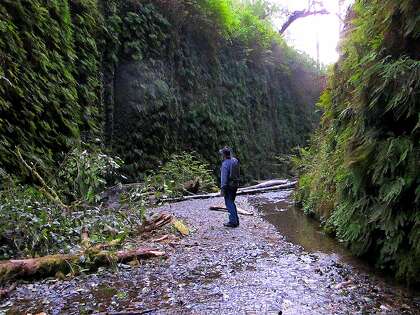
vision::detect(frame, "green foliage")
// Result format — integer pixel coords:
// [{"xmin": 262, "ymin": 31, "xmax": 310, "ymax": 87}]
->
[
  {"xmin": 107, "ymin": 0, "xmax": 321, "ymax": 182},
  {"xmin": 0, "ymin": 0, "xmax": 322, "ymax": 267},
  {"xmin": 148, "ymin": 152, "xmax": 217, "ymax": 197},
  {"xmin": 58, "ymin": 147, "xmax": 123, "ymax": 203},
  {"xmin": 0, "ymin": 149, "xmax": 138, "ymax": 260},
  {"xmin": 0, "ymin": 190, "xmax": 143, "ymax": 259},
  {"xmin": 295, "ymin": 0, "xmax": 420, "ymax": 284},
  {"xmin": 198, "ymin": 0, "xmax": 239, "ymax": 35},
  {"xmin": 198, "ymin": 0, "xmax": 282, "ymax": 49},
  {"xmin": 0, "ymin": 0, "xmax": 103, "ymax": 176}
]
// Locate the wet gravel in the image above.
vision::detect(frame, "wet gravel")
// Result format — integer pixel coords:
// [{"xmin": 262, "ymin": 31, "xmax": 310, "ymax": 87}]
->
[{"xmin": 1, "ymin": 190, "xmax": 419, "ymax": 314}]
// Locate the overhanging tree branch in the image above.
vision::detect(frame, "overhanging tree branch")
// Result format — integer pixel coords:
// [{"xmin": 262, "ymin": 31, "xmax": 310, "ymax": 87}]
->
[{"xmin": 279, "ymin": 9, "xmax": 329, "ymax": 34}]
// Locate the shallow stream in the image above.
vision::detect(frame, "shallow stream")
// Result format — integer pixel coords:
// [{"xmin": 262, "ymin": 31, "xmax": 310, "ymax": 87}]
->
[
  {"xmin": 252, "ymin": 192, "xmax": 367, "ymax": 267},
  {"xmin": 251, "ymin": 191, "xmax": 418, "ymax": 297}
]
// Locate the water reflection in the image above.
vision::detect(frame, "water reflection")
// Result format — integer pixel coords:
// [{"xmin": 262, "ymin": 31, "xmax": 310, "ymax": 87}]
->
[{"xmin": 251, "ymin": 191, "xmax": 369, "ymax": 268}]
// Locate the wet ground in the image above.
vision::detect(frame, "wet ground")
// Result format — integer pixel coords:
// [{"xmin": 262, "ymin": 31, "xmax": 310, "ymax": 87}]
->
[{"xmin": 2, "ymin": 190, "xmax": 419, "ymax": 314}]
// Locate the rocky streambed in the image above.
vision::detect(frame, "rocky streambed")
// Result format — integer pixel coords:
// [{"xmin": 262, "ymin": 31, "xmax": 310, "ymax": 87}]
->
[{"xmin": 1, "ymin": 190, "xmax": 419, "ymax": 314}]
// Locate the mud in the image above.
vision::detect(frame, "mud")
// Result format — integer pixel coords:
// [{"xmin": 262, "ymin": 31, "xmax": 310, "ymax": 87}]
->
[{"xmin": 1, "ymin": 190, "xmax": 419, "ymax": 314}]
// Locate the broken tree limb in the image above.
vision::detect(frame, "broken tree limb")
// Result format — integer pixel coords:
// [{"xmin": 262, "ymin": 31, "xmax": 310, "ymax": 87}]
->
[
  {"xmin": 150, "ymin": 235, "xmax": 170, "ymax": 242},
  {"xmin": 16, "ymin": 147, "xmax": 68, "ymax": 209},
  {"xmin": 279, "ymin": 9, "xmax": 329, "ymax": 34},
  {"xmin": 141, "ymin": 213, "xmax": 173, "ymax": 233},
  {"xmin": 161, "ymin": 181, "xmax": 296, "ymax": 203},
  {"xmin": 209, "ymin": 205, "xmax": 254, "ymax": 216},
  {"xmin": 0, "ymin": 247, "xmax": 165, "ymax": 284}
]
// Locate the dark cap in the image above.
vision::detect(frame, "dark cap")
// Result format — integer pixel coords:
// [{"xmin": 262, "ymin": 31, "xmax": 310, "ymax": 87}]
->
[{"xmin": 219, "ymin": 146, "xmax": 232, "ymax": 157}]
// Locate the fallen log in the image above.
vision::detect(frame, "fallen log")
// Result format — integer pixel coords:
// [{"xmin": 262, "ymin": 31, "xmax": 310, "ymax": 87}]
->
[
  {"xmin": 209, "ymin": 205, "xmax": 254, "ymax": 216},
  {"xmin": 243, "ymin": 179, "xmax": 289, "ymax": 190},
  {"xmin": 0, "ymin": 247, "xmax": 165, "ymax": 284},
  {"xmin": 237, "ymin": 181, "xmax": 296, "ymax": 195},
  {"xmin": 162, "ymin": 181, "xmax": 296, "ymax": 202}
]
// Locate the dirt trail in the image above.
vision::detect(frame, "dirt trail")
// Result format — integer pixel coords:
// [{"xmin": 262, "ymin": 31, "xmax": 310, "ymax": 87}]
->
[{"xmin": 2, "ymin": 190, "xmax": 419, "ymax": 314}]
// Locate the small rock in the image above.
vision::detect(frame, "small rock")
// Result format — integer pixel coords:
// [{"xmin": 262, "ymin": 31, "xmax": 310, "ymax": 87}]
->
[
  {"xmin": 380, "ymin": 304, "xmax": 391, "ymax": 311},
  {"xmin": 334, "ymin": 280, "xmax": 352, "ymax": 289}
]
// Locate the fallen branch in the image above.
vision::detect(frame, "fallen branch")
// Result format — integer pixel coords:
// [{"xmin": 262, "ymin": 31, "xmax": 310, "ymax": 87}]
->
[
  {"xmin": 0, "ymin": 283, "xmax": 16, "ymax": 299},
  {"xmin": 141, "ymin": 213, "xmax": 173, "ymax": 233},
  {"xmin": 0, "ymin": 247, "xmax": 165, "ymax": 284},
  {"xmin": 162, "ymin": 181, "xmax": 296, "ymax": 203},
  {"xmin": 150, "ymin": 235, "xmax": 169, "ymax": 242},
  {"xmin": 209, "ymin": 205, "xmax": 254, "ymax": 216},
  {"xmin": 16, "ymin": 147, "xmax": 68, "ymax": 209}
]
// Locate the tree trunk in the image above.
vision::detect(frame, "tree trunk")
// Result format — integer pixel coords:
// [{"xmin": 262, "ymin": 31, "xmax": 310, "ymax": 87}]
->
[{"xmin": 0, "ymin": 247, "xmax": 165, "ymax": 284}]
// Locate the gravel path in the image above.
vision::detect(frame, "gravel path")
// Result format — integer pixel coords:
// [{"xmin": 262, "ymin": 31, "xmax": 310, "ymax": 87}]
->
[{"xmin": 2, "ymin": 190, "xmax": 419, "ymax": 315}]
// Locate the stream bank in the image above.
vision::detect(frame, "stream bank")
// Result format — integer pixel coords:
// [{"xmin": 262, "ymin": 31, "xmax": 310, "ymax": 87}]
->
[{"xmin": 2, "ymin": 190, "xmax": 419, "ymax": 314}]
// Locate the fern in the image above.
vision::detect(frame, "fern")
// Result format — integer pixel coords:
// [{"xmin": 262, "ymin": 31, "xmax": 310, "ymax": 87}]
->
[{"xmin": 295, "ymin": 0, "xmax": 420, "ymax": 285}]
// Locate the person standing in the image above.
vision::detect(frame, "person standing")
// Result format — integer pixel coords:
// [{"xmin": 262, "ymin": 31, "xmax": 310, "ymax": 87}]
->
[{"xmin": 219, "ymin": 147, "xmax": 240, "ymax": 227}]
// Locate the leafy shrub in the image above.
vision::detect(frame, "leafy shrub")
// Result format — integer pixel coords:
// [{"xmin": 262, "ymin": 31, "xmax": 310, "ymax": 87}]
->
[
  {"xmin": 0, "ymin": 177, "xmax": 143, "ymax": 260},
  {"xmin": 148, "ymin": 152, "xmax": 217, "ymax": 197},
  {"xmin": 0, "ymin": 146, "xmax": 136, "ymax": 259},
  {"xmin": 58, "ymin": 147, "xmax": 124, "ymax": 203},
  {"xmin": 198, "ymin": 0, "xmax": 280, "ymax": 48}
]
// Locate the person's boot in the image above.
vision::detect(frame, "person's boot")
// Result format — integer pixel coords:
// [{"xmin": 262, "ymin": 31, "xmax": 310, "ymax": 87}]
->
[{"xmin": 224, "ymin": 222, "xmax": 239, "ymax": 228}]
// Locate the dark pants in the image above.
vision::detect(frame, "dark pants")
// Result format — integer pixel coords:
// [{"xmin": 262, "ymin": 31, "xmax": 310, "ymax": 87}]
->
[{"xmin": 224, "ymin": 187, "xmax": 239, "ymax": 225}]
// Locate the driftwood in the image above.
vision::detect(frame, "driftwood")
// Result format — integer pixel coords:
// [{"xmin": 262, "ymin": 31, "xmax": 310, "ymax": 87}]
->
[
  {"xmin": 243, "ymin": 179, "xmax": 289, "ymax": 190},
  {"xmin": 237, "ymin": 181, "xmax": 296, "ymax": 195},
  {"xmin": 0, "ymin": 247, "xmax": 165, "ymax": 284},
  {"xmin": 16, "ymin": 147, "xmax": 68, "ymax": 209},
  {"xmin": 209, "ymin": 205, "xmax": 254, "ymax": 216},
  {"xmin": 162, "ymin": 181, "xmax": 296, "ymax": 203}
]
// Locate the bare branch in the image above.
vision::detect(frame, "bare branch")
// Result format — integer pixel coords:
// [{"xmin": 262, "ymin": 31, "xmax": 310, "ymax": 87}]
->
[{"xmin": 279, "ymin": 9, "xmax": 329, "ymax": 34}]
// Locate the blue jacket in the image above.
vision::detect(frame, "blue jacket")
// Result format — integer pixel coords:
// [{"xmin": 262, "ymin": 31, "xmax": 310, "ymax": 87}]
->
[{"xmin": 221, "ymin": 157, "xmax": 240, "ymax": 190}]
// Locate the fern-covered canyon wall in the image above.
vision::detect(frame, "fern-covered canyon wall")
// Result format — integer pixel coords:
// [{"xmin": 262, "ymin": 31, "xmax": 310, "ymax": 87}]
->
[
  {"xmin": 0, "ymin": 0, "xmax": 322, "ymax": 183},
  {"xmin": 0, "ymin": 0, "xmax": 103, "ymax": 177},
  {"xmin": 103, "ymin": 1, "xmax": 322, "ymax": 181},
  {"xmin": 295, "ymin": 0, "xmax": 420, "ymax": 284}
]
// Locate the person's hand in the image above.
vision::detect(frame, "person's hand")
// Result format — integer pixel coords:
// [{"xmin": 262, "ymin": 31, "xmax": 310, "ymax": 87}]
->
[{"xmin": 220, "ymin": 190, "xmax": 225, "ymax": 197}]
